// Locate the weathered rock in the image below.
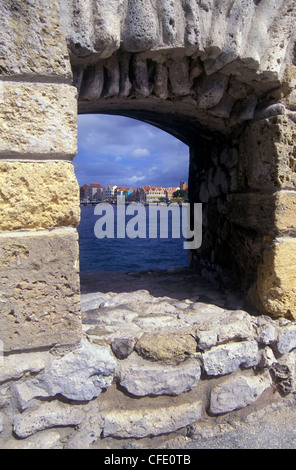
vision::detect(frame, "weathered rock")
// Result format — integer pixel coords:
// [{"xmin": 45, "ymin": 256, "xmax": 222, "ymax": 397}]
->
[
  {"xmin": 64, "ymin": 400, "xmax": 103, "ymax": 449},
  {"xmin": 103, "ymin": 290, "xmax": 150, "ymax": 308},
  {"xmin": 255, "ymin": 317, "xmax": 278, "ymax": 345},
  {"xmin": 6, "ymin": 431, "xmax": 63, "ymax": 449},
  {"xmin": 258, "ymin": 346, "xmax": 276, "ymax": 369},
  {"xmin": 271, "ymin": 350, "xmax": 296, "ymax": 395},
  {"xmin": 277, "ymin": 325, "xmax": 296, "ymax": 354},
  {"xmin": 196, "ymin": 331, "xmax": 218, "ymax": 351},
  {"xmin": 168, "ymin": 57, "xmax": 191, "ymax": 96},
  {"xmin": 202, "ymin": 341, "xmax": 259, "ymax": 376},
  {"xmin": 13, "ymin": 381, "xmax": 50, "ymax": 411},
  {"xmin": 111, "ymin": 338, "xmax": 134, "ymax": 360},
  {"xmin": 13, "ymin": 401, "xmax": 86, "ymax": 439},
  {"xmin": 0, "ymin": 229, "xmax": 81, "ymax": 352},
  {"xmin": 116, "ymin": 353, "xmax": 201, "ymax": 396},
  {"xmin": 209, "ymin": 371, "xmax": 272, "ymax": 415},
  {"xmin": 257, "ymin": 238, "xmax": 296, "ymax": 320},
  {"xmin": 134, "ymin": 333, "xmax": 197, "ymax": 364},
  {"xmin": 0, "ymin": 351, "xmax": 49, "ymax": 384},
  {"xmin": 0, "ymin": 0, "xmax": 71, "ymax": 79},
  {"xmin": 79, "ymin": 64, "xmax": 104, "ymax": 101},
  {"xmin": 40, "ymin": 339, "xmax": 116, "ymax": 401},
  {"xmin": 0, "ymin": 82, "xmax": 77, "ymax": 158},
  {"xmin": 238, "ymin": 116, "xmax": 296, "ymax": 191},
  {"xmin": 0, "ymin": 161, "xmax": 80, "ymax": 231},
  {"xmin": 81, "ymin": 292, "xmax": 110, "ymax": 312},
  {"xmin": 227, "ymin": 192, "xmax": 296, "ymax": 236},
  {"xmin": 198, "ymin": 73, "xmax": 229, "ymax": 109},
  {"xmin": 153, "ymin": 63, "xmax": 168, "ymax": 99},
  {"xmin": 102, "ymin": 401, "xmax": 203, "ymax": 438}
]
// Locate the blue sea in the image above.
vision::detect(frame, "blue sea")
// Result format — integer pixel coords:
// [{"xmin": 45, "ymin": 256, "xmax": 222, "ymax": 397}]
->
[{"xmin": 78, "ymin": 204, "xmax": 189, "ymax": 273}]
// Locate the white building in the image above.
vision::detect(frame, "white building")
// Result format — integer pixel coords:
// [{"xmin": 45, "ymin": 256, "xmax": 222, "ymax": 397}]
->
[
  {"xmin": 138, "ymin": 186, "xmax": 166, "ymax": 203},
  {"xmin": 102, "ymin": 185, "xmax": 117, "ymax": 201}
]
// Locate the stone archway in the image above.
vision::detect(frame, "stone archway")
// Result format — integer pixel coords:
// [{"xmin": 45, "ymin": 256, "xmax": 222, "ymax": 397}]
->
[
  {"xmin": 69, "ymin": 0, "xmax": 296, "ymax": 323},
  {"xmin": 1, "ymin": 0, "xmax": 296, "ymax": 448}
]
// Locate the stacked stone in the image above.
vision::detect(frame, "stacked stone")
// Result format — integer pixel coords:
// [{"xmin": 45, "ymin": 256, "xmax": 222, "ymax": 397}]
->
[{"xmin": 1, "ymin": 282, "xmax": 296, "ymax": 447}]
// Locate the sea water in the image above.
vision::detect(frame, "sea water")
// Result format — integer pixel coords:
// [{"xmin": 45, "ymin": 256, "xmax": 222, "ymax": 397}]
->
[{"xmin": 78, "ymin": 204, "xmax": 189, "ymax": 273}]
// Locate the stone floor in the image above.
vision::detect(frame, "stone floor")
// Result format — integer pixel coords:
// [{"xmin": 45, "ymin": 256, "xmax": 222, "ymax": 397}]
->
[
  {"xmin": 80, "ymin": 267, "xmax": 258, "ymax": 361},
  {"xmin": 80, "ymin": 267, "xmax": 251, "ymax": 311}
]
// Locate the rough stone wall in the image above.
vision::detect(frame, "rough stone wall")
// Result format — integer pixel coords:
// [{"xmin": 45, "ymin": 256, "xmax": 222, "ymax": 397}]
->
[
  {"xmin": 0, "ymin": 0, "xmax": 82, "ymax": 353},
  {"xmin": 189, "ymin": 108, "xmax": 296, "ymax": 320}
]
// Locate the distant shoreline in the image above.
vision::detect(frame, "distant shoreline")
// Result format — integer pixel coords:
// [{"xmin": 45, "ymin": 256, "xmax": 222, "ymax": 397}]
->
[{"xmin": 80, "ymin": 201, "xmax": 188, "ymax": 206}]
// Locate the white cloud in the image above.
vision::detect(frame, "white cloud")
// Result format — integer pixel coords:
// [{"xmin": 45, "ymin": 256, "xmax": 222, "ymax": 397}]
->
[
  {"xmin": 75, "ymin": 114, "xmax": 189, "ymax": 188},
  {"xmin": 127, "ymin": 175, "xmax": 146, "ymax": 184},
  {"xmin": 131, "ymin": 148, "xmax": 150, "ymax": 158}
]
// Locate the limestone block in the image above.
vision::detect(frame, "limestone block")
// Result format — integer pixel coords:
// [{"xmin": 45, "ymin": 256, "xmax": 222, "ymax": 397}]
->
[
  {"xmin": 227, "ymin": 191, "xmax": 296, "ymax": 236},
  {"xmin": 0, "ymin": 83, "xmax": 77, "ymax": 158},
  {"xmin": 41, "ymin": 339, "xmax": 116, "ymax": 401},
  {"xmin": 0, "ymin": 161, "xmax": 80, "ymax": 231},
  {"xmin": 202, "ymin": 341, "xmax": 259, "ymax": 376},
  {"xmin": 0, "ymin": 0, "xmax": 71, "ymax": 79},
  {"xmin": 257, "ymin": 238, "xmax": 296, "ymax": 319},
  {"xmin": 2, "ymin": 431, "xmax": 63, "ymax": 450},
  {"xmin": 198, "ymin": 73, "xmax": 229, "ymax": 109},
  {"xmin": 122, "ymin": 0, "xmax": 159, "ymax": 52},
  {"xmin": 13, "ymin": 401, "xmax": 86, "ymax": 439},
  {"xmin": 0, "ymin": 229, "xmax": 82, "ymax": 352},
  {"xmin": 116, "ymin": 352, "xmax": 201, "ymax": 396},
  {"xmin": 13, "ymin": 381, "xmax": 50, "ymax": 411},
  {"xmin": 134, "ymin": 333, "xmax": 197, "ymax": 364},
  {"xmin": 168, "ymin": 57, "xmax": 191, "ymax": 96},
  {"xmin": 238, "ymin": 116, "xmax": 296, "ymax": 190},
  {"xmin": 209, "ymin": 371, "xmax": 272, "ymax": 415},
  {"xmin": 277, "ymin": 325, "xmax": 296, "ymax": 354},
  {"xmin": 79, "ymin": 63, "xmax": 104, "ymax": 101},
  {"xmin": 102, "ymin": 401, "xmax": 203, "ymax": 438},
  {"xmin": 0, "ymin": 351, "xmax": 49, "ymax": 384}
]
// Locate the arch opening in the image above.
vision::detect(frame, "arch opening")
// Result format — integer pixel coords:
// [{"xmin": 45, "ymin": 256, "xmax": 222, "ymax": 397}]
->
[{"xmin": 75, "ymin": 113, "xmax": 192, "ymax": 278}]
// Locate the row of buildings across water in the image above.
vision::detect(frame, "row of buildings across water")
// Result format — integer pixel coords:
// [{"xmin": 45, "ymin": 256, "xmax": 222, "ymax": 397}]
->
[{"xmin": 80, "ymin": 182, "xmax": 188, "ymax": 204}]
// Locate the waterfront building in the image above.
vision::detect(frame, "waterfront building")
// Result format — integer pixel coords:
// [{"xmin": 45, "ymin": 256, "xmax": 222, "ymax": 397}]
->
[
  {"xmin": 90, "ymin": 183, "xmax": 103, "ymax": 201},
  {"xmin": 165, "ymin": 187, "xmax": 180, "ymax": 199},
  {"xmin": 102, "ymin": 185, "xmax": 117, "ymax": 201},
  {"xmin": 115, "ymin": 187, "xmax": 136, "ymax": 201},
  {"xmin": 80, "ymin": 184, "xmax": 90, "ymax": 201},
  {"xmin": 138, "ymin": 186, "xmax": 167, "ymax": 203}
]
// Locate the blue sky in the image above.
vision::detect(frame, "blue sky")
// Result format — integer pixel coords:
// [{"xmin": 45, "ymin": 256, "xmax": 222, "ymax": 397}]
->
[{"xmin": 74, "ymin": 114, "xmax": 189, "ymax": 189}]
